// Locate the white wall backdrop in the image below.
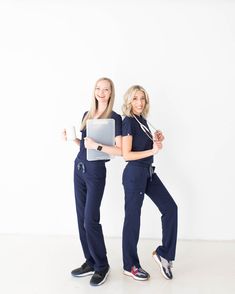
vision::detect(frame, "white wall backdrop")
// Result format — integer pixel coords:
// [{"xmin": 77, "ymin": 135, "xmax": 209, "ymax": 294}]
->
[{"xmin": 0, "ymin": 0, "xmax": 234, "ymax": 240}]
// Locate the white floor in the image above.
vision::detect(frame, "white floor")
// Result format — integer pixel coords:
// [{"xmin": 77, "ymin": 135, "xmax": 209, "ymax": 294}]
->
[{"xmin": 1, "ymin": 235, "xmax": 235, "ymax": 294}]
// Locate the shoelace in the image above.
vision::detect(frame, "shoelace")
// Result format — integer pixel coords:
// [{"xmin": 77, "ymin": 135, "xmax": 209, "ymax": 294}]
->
[{"xmin": 132, "ymin": 266, "xmax": 148, "ymax": 277}]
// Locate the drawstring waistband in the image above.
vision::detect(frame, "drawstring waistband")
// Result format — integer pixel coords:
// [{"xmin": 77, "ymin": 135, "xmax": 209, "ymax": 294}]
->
[{"xmin": 77, "ymin": 162, "xmax": 86, "ymax": 173}]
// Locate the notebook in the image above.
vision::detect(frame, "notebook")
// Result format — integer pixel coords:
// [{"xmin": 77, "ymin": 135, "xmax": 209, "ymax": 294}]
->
[{"xmin": 86, "ymin": 118, "xmax": 115, "ymax": 161}]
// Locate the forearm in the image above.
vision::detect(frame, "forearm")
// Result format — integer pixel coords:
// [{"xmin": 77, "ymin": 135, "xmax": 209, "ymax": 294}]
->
[
  {"xmin": 86, "ymin": 136, "xmax": 122, "ymax": 156},
  {"xmin": 100, "ymin": 144, "xmax": 122, "ymax": 156}
]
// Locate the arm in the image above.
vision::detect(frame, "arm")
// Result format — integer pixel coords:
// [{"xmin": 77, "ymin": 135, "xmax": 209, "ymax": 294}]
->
[
  {"xmin": 73, "ymin": 138, "xmax": 81, "ymax": 146},
  {"xmin": 84, "ymin": 136, "xmax": 122, "ymax": 156},
  {"xmin": 63, "ymin": 129, "xmax": 81, "ymax": 146},
  {"xmin": 122, "ymin": 135, "xmax": 162, "ymax": 161}
]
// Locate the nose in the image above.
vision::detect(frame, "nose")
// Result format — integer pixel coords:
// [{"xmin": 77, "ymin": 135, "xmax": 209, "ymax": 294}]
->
[
  {"xmin": 137, "ymin": 100, "xmax": 143, "ymax": 106},
  {"xmin": 99, "ymin": 89, "xmax": 105, "ymax": 96}
]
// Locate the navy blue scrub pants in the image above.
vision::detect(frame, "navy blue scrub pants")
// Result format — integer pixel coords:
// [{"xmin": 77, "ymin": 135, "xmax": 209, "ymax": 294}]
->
[
  {"xmin": 74, "ymin": 159, "xmax": 109, "ymax": 271},
  {"xmin": 122, "ymin": 163, "xmax": 178, "ymax": 271}
]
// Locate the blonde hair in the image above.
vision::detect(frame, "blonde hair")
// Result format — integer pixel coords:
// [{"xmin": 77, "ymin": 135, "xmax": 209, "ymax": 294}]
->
[
  {"xmin": 80, "ymin": 77, "xmax": 115, "ymax": 130},
  {"xmin": 122, "ymin": 85, "xmax": 150, "ymax": 118}
]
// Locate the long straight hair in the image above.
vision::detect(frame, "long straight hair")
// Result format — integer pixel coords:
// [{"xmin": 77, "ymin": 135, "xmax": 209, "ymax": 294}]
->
[
  {"xmin": 122, "ymin": 85, "xmax": 150, "ymax": 118},
  {"xmin": 80, "ymin": 77, "xmax": 115, "ymax": 130}
]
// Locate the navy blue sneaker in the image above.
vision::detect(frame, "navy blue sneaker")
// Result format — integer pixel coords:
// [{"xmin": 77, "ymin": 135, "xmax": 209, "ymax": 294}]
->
[
  {"xmin": 71, "ymin": 262, "xmax": 94, "ymax": 277},
  {"xmin": 152, "ymin": 251, "xmax": 173, "ymax": 279},
  {"xmin": 90, "ymin": 266, "xmax": 110, "ymax": 286}
]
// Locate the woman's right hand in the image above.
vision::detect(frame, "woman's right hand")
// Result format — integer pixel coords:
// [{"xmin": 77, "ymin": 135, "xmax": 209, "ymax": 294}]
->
[
  {"xmin": 62, "ymin": 129, "xmax": 80, "ymax": 145},
  {"xmin": 152, "ymin": 140, "xmax": 163, "ymax": 154},
  {"xmin": 62, "ymin": 129, "xmax": 67, "ymax": 141}
]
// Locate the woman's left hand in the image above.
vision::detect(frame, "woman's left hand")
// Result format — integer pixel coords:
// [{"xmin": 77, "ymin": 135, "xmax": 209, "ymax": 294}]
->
[
  {"xmin": 84, "ymin": 137, "xmax": 97, "ymax": 149},
  {"xmin": 154, "ymin": 130, "xmax": 165, "ymax": 142}
]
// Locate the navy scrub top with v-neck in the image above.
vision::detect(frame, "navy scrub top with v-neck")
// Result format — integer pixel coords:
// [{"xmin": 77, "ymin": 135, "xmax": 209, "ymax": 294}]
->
[
  {"xmin": 122, "ymin": 115, "xmax": 153, "ymax": 166},
  {"xmin": 76, "ymin": 111, "xmax": 122, "ymax": 163}
]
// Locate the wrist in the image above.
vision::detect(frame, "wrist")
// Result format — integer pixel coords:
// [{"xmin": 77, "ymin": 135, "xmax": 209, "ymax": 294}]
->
[
  {"xmin": 96, "ymin": 144, "xmax": 103, "ymax": 151},
  {"xmin": 152, "ymin": 147, "xmax": 158, "ymax": 155}
]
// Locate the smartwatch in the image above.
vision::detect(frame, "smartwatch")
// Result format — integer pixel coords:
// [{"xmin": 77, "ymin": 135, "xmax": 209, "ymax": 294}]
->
[{"xmin": 97, "ymin": 145, "xmax": 103, "ymax": 151}]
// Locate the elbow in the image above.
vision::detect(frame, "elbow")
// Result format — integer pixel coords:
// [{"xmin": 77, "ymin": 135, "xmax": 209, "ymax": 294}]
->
[
  {"xmin": 123, "ymin": 153, "xmax": 130, "ymax": 161},
  {"xmin": 115, "ymin": 146, "xmax": 122, "ymax": 156}
]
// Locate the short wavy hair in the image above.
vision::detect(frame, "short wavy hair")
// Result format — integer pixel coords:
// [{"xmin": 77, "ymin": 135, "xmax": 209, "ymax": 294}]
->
[{"xmin": 122, "ymin": 85, "xmax": 150, "ymax": 118}]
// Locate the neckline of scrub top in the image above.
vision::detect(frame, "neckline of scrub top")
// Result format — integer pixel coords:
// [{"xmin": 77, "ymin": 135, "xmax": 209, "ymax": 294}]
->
[{"xmin": 133, "ymin": 114, "xmax": 153, "ymax": 142}]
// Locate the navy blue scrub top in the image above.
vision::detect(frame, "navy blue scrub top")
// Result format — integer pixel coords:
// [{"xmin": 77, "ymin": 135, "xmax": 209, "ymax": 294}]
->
[
  {"xmin": 76, "ymin": 111, "xmax": 122, "ymax": 163},
  {"xmin": 122, "ymin": 115, "xmax": 153, "ymax": 166}
]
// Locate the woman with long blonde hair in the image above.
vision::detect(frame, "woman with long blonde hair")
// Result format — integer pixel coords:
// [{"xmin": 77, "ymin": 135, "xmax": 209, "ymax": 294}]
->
[{"xmin": 64, "ymin": 77, "xmax": 122, "ymax": 286}]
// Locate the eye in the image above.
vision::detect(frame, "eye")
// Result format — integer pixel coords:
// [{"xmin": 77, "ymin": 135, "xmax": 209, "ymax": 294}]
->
[{"xmin": 96, "ymin": 87, "xmax": 100, "ymax": 90}]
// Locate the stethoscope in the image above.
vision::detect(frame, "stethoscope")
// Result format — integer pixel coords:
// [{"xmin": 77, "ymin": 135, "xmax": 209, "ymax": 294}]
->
[{"xmin": 133, "ymin": 114, "xmax": 158, "ymax": 142}]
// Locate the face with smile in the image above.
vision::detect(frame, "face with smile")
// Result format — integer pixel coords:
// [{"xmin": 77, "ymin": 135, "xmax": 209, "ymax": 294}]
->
[
  {"xmin": 131, "ymin": 90, "xmax": 146, "ymax": 116},
  {"xmin": 95, "ymin": 80, "xmax": 112, "ymax": 105}
]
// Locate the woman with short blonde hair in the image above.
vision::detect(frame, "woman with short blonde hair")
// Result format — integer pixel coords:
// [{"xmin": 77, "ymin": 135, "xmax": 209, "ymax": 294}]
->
[
  {"xmin": 122, "ymin": 85, "xmax": 150, "ymax": 118},
  {"xmin": 121, "ymin": 85, "xmax": 178, "ymax": 281}
]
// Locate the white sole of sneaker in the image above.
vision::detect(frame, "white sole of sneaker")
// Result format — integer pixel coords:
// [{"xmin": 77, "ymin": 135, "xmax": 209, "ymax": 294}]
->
[
  {"xmin": 123, "ymin": 270, "xmax": 149, "ymax": 281},
  {"xmin": 72, "ymin": 271, "xmax": 95, "ymax": 277},
  {"xmin": 90, "ymin": 268, "xmax": 110, "ymax": 286},
  {"xmin": 152, "ymin": 251, "xmax": 170, "ymax": 280}
]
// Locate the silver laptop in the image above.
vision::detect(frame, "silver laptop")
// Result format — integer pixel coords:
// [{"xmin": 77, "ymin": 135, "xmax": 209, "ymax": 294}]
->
[{"xmin": 86, "ymin": 118, "xmax": 115, "ymax": 161}]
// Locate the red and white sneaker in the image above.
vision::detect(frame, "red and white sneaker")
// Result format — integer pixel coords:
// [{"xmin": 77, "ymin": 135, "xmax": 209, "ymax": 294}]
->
[{"xmin": 123, "ymin": 266, "xmax": 150, "ymax": 281}]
